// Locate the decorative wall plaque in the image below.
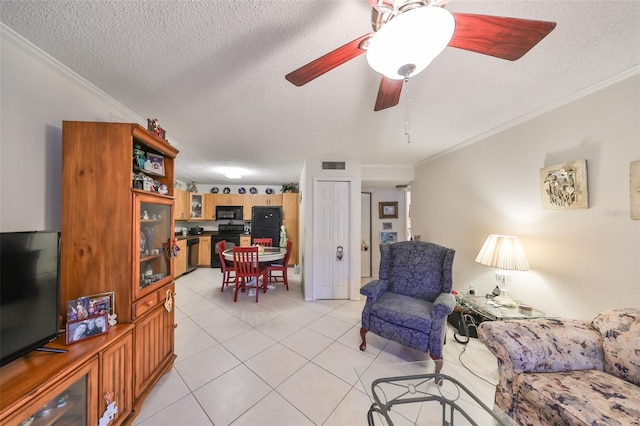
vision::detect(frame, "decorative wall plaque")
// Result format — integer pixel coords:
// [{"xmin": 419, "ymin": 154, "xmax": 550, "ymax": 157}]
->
[{"xmin": 540, "ymin": 159, "xmax": 589, "ymax": 210}]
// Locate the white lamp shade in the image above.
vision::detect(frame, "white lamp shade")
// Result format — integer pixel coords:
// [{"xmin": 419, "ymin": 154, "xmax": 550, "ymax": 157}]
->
[
  {"xmin": 475, "ymin": 235, "xmax": 530, "ymax": 271},
  {"xmin": 366, "ymin": 6, "xmax": 455, "ymax": 80}
]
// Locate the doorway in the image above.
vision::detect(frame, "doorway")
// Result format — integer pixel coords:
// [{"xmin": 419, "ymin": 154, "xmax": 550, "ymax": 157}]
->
[
  {"xmin": 313, "ymin": 180, "xmax": 350, "ymax": 299},
  {"xmin": 361, "ymin": 192, "xmax": 372, "ymax": 278}
]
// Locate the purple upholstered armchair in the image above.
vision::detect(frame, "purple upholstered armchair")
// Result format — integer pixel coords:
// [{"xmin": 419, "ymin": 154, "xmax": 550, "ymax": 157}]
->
[{"xmin": 359, "ymin": 240, "xmax": 456, "ymax": 364}]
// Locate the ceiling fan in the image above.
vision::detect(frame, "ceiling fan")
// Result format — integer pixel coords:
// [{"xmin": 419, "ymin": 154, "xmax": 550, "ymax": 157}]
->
[{"xmin": 285, "ymin": 0, "xmax": 556, "ymax": 111}]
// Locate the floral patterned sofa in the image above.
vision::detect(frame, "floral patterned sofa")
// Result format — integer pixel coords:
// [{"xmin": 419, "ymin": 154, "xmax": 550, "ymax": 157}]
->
[{"xmin": 477, "ymin": 308, "xmax": 640, "ymax": 426}]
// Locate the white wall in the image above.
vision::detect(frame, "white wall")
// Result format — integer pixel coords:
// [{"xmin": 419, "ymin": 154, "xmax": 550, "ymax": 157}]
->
[
  {"xmin": 361, "ymin": 187, "xmax": 408, "ymax": 277},
  {"xmin": 1, "ymin": 25, "xmax": 143, "ymax": 231},
  {"xmin": 411, "ymin": 72, "xmax": 640, "ymax": 320}
]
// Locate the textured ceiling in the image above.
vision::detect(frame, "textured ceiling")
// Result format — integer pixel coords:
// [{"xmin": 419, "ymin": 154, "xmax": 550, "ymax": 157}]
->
[{"xmin": 1, "ymin": 1, "xmax": 639, "ymax": 187}]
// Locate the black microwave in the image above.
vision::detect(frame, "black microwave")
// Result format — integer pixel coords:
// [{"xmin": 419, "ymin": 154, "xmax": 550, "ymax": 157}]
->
[{"xmin": 216, "ymin": 205, "xmax": 243, "ymax": 220}]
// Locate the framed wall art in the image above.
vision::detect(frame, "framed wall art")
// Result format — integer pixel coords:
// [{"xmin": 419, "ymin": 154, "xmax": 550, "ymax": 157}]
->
[
  {"xmin": 380, "ymin": 232, "xmax": 398, "ymax": 244},
  {"xmin": 540, "ymin": 159, "xmax": 589, "ymax": 210},
  {"xmin": 379, "ymin": 202, "xmax": 398, "ymax": 219}
]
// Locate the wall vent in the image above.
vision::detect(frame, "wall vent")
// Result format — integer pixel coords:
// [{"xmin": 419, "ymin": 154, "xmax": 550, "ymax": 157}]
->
[{"xmin": 322, "ymin": 161, "xmax": 346, "ymax": 170}]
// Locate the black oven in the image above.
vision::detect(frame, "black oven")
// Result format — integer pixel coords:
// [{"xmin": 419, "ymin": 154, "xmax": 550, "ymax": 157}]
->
[{"xmin": 211, "ymin": 224, "xmax": 244, "ymax": 268}]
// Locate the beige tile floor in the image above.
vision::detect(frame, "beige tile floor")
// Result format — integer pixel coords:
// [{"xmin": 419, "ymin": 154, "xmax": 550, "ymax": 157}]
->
[{"xmin": 133, "ymin": 268, "xmax": 499, "ymax": 426}]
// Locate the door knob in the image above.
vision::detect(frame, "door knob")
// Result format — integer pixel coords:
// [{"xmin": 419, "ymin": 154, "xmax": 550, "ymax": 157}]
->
[{"xmin": 336, "ymin": 245, "xmax": 344, "ymax": 261}]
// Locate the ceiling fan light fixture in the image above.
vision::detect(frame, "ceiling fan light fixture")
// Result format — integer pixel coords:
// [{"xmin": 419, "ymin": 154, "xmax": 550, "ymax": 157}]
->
[{"xmin": 366, "ymin": 6, "xmax": 455, "ymax": 80}]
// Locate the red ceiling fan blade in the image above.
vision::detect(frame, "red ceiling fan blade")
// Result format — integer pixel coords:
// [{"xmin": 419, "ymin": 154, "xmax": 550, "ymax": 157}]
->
[
  {"xmin": 448, "ymin": 13, "xmax": 556, "ymax": 61},
  {"xmin": 285, "ymin": 33, "xmax": 373, "ymax": 86},
  {"xmin": 374, "ymin": 76, "xmax": 403, "ymax": 111}
]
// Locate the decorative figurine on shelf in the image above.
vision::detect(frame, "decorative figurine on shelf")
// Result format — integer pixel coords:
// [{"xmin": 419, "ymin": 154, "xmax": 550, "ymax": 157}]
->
[
  {"xmin": 147, "ymin": 118, "xmax": 166, "ymax": 140},
  {"xmin": 108, "ymin": 313, "xmax": 118, "ymax": 327},
  {"xmin": 189, "ymin": 182, "xmax": 198, "ymax": 192},
  {"xmin": 279, "ymin": 224, "xmax": 288, "ymax": 248},
  {"xmin": 143, "ymin": 210, "xmax": 149, "ymax": 220},
  {"xmin": 144, "ymin": 227, "xmax": 155, "ymax": 251},
  {"xmin": 133, "ymin": 145, "xmax": 146, "ymax": 169}
]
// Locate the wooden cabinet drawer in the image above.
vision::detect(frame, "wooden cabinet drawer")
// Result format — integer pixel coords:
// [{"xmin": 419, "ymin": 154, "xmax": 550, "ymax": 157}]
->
[{"xmin": 133, "ymin": 292, "xmax": 159, "ymax": 319}]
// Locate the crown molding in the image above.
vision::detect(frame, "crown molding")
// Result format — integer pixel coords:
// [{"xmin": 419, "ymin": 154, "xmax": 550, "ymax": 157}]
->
[
  {"xmin": 418, "ymin": 65, "xmax": 640, "ymax": 166},
  {"xmin": 1, "ymin": 22, "xmax": 144, "ymax": 125}
]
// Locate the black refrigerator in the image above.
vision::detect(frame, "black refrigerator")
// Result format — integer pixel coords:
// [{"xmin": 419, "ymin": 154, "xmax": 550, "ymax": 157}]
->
[{"xmin": 251, "ymin": 206, "xmax": 282, "ymax": 246}]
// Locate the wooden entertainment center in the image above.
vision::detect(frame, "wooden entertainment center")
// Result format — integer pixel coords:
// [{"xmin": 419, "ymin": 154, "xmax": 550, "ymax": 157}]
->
[{"xmin": 0, "ymin": 122, "xmax": 179, "ymax": 425}]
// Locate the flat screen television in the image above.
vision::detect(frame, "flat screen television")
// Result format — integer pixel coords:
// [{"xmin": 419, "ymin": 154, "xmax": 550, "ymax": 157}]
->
[{"xmin": 1, "ymin": 230, "xmax": 61, "ymax": 366}]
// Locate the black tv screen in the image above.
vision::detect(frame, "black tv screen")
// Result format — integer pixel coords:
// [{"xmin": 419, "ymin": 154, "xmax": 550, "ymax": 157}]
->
[{"xmin": 1, "ymin": 230, "xmax": 61, "ymax": 366}]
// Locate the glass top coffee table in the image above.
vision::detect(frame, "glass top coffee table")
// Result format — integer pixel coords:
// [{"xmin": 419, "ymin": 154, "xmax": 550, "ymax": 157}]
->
[
  {"xmin": 456, "ymin": 294, "xmax": 547, "ymax": 321},
  {"xmin": 356, "ymin": 360, "xmax": 515, "ymax": 426}
]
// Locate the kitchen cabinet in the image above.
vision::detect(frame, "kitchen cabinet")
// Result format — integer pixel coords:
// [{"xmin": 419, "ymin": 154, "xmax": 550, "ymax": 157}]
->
[
  {"xmin": 0, "ymin": 325, "xmax": 134, "ymax": 426},
  {"xmin": 60, "ymin": 121, "xmax": 177, "ymax": 422},
  {"xmin": 205, "ymin": 193, "xmax": 243, "ymax": 220},
  {"xmin": 198, "ymin": 236, "xmax": 211, "ymax": 266},
  {"xmin": 174, "ymin": 239, "xmax": 187, "ymax": 277},
  {"xmin": 174, "ymin": 189, "xmax": 190, "ymax": 221},
  {"xmin": 243, "ymin": 196, "xmax": 253, "ymax": 220},
  {"xmin": 190, "ymin": 193, "xmax": 204, "ymax": 220},
  {"xmin": 282, "ymin": 193, "xmax": 299, "ymax": 265},
  {"xmin": 282, "ymin": 193, "xmax": 298, "ymax": 221},
  {"xmin": 252, "ymin": 194, "xmax": 282, "ymax": 207},
  {"xmin": 215, "ymin": 193, "xmax": 243, "ymax": 206},
  {"xmin": 204, "ymin": 194, "xmax": 216, "ymax": 220},
  {"xmin": 243, "ymin": 194, "xmax": 282, "ymax": 221}
]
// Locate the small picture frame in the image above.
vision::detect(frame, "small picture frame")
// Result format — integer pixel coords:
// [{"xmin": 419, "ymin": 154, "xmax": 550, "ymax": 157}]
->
[
  {"xmin": 66, "ymin": 313, "xmax": 108, "ymax": 345},
  {"xmin": 66, "ymin": 296, "xmax": 90, "ymax": 322},
  {"xmin": 382, "ymin": 222, "xmax": 392, "ymax": 230},
  {"xmin": 379, "ymin": 202, "xmax": 398, "ymax": 219},
  {"xmin": 67, "ymin": 292, "xmax": 117, "ymax": 326},
  {"xmin": 380, "ymin": 231, "xmax": 398, "ymax": 244},
  {"xmin": 145, "ymin": 153, "xmax": 165, "ymax": 176}
]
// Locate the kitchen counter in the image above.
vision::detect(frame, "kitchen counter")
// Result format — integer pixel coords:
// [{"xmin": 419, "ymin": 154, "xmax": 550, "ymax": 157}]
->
[{"xmin": 174, "ymin": 232, "xmax": 217, "ymax": 241}]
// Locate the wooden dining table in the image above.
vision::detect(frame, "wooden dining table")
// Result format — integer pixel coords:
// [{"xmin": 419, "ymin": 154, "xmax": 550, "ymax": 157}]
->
[
  {"xmin": 222, "ymin": 246, "xmax": 286, "ymax": 263},
  {"xmin": 222, "ymin": 246, "xmax": 287, "ymax": 294}
]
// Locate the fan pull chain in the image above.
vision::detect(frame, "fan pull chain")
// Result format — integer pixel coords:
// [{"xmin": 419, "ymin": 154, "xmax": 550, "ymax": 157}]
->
[{"xmin": 404, "ymin": 77, "xmax": 411, "ymax": 144}]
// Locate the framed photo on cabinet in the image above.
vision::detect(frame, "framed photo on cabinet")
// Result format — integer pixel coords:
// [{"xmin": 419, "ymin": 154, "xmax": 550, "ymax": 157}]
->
[
  {"xmin": 66, "ymin": 313, "xmax": 108, "ymax": 344},
  {"xmin": 379, "ymin": 202, "xmax": 398, "ymax": 219}
]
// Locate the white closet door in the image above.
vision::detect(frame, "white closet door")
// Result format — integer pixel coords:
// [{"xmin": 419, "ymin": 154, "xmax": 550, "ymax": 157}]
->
[
  {"xmin": 314, "ymin": 180, "xmax": 350, "ymax": 299},
  {"xmin": 361, "ymin": 192, "xmax": 372, "ymax": 277}
]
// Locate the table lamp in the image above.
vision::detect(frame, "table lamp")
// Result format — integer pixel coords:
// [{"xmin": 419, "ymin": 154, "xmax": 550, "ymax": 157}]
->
[{"xmin": 475, "ymin": 234, "xmax": 529, "ymax": 307}]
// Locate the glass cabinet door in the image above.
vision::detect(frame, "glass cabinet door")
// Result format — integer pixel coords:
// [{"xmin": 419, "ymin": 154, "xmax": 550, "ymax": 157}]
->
[
  {"xmin": 190, "ymin": 193, "xmax": 203, "ymax": 220},
  {"xmin": 8, "ymin": 358, "xmax": 98, "ymax": 426},
  {"xmin": 134, "ymin": 193, "xmax": 174, "ymax": 299}
]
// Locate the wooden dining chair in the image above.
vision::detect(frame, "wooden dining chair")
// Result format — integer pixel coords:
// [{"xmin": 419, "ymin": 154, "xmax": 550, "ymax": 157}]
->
[
  {"xmin": 232, "ymin": 246, "xmax": 267, "ymax": 302},
  {"xmin": 253, "ymin": 238, "xmax": 272, "ymax": 247},
  {"xmin": 217, "ymin": 240, "xmax": 236, "ymax": 292},
  {"xmin": 266, "ymin": 240, "xmax": 292, "ymax": 291}
]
